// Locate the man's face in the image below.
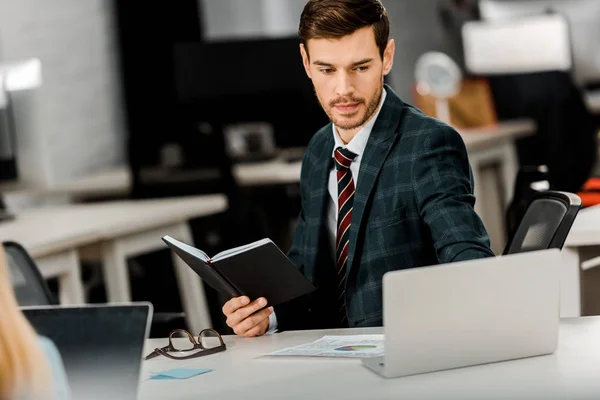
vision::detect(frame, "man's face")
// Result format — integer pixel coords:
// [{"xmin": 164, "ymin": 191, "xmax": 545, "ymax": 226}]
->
[{"xmin": 301, "ymin": 27, "xmax": 394, "ymax": 132}]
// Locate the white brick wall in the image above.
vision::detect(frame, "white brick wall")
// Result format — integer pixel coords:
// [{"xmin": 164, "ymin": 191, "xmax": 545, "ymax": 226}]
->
[{"xmin": 0, "ymin": 0, "xmax": 125, "ymax": 186}]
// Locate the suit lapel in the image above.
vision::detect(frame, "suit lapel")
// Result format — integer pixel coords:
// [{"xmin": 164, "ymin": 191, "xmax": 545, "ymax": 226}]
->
[
  {"xmin": 305, "ymin": 128, "xmax": 334, "ymax": 282},
  {"xmin": 346, "ymin": 85, "xmax": 405, "ymax": 279}
]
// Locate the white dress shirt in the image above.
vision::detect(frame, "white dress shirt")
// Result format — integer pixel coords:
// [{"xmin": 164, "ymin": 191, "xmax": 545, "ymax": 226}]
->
[
  {"xmin": 267, "ymin": 89, "xmax": 387, "ymax": 334},
  {"xmin": 326, "ymin": 88, "xmax": 387, "ymax": 255}
]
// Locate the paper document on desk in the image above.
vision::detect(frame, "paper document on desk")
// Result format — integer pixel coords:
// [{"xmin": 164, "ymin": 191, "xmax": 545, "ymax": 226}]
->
[{"xmin": 267, "ymin": 335, "xmax": 384, "ymax": 358}]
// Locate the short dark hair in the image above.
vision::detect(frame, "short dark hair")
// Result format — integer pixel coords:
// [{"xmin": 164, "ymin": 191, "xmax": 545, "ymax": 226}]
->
[{"xmin": 298, "ymin": 0, "xmax": 390, "ymax": 59}]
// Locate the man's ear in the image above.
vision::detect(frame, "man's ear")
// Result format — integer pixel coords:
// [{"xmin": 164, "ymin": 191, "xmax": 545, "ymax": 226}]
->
[
  {"xmin": 382, "ymin": 39, "xmax": 395, "ymax": 76},
  {"xmin": 300, "ymin": 43, "xmax": 312, "ymax": 79}
]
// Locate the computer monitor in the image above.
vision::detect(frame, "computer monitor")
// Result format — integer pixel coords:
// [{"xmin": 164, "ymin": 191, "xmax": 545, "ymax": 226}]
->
[
  {"xmin": 479, "ymin": 0, "xmax": 600, "ymax": 87},
  {"xmin": 462, "ymin": 13, "xmax": 572, "ymax": 75},
  {"xmin": 22, "ymin": 303, "xmax": 152, "ymax": 400},
  {"xmin": 173, "ymin": 37, "xmax": 330, "ymax": 150}
]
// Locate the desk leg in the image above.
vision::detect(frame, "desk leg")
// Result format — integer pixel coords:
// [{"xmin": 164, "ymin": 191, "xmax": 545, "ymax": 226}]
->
[
  {"xmin": 471, "ymin": 157, "xmax": 484, "ymax": 219},
  {"xmin": 499, "ymin": 142, "xmax": 518, "ymax": 207},
  {"xmin": 102, "ymin": 241, "xmax": 132, "ymax": 302},
  {"xmin": 96, "ymin": 224, "xmax": 211, "ymax": 331},
  {"xmin": 561, "ymin": 247, "xmax": 582, "ymax": 317},
  {"xmin": 170, "ymin": 222, "xmax": 212, "ymax": 333},
  {"xmin": 471, "ymin": 156, "xmax": 505, "ymax": 254},
  {"xmin": 36, "ymin": 250, "xmax": 85, "ymax": 305},
  {"xmin": 59, "ymin": 250, "xmax": 85, "ymax": 304}
]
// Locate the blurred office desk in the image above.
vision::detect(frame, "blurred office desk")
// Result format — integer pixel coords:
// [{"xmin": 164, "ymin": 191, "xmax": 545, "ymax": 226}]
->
[
  {"xmin": 459, "ymin": 119, "xmax": 536, "ymax": 253},
  {"xmin": 232, "ymin": 158, "xmax": 303, "ymax": 187},
  {"xmin": 0, "ymin": 194, "xmax": 227, "ymax": 332},
  {"xmin": 50, "ymin": 120, "xmax": 533, "ymax": 192},
  {"xmin": 2, "ymin": 120, "xmax": 534, "ymax": 252},
  {"xmin": 563, "ymin": 204, "xmax": 600, "ymax": 317},
  {"xmin": 0, "ymin": 168, "xmax": 134, "ymax": 206},
  {"xmin": 140, "ymin": 317, "xmax": 600, "ymax": 400},
  {"xmin": 1, "ymin": 120, "xmax": 533, "ymax": 196},
  {"xmin": 0, "ymin": 153, "xmax": 304, "ymax": 206}
]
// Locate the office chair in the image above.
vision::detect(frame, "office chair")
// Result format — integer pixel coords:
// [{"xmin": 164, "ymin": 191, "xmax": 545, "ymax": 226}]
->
[
  {"xmin": 502, "ymin": 191, "xmax": 581, "ymax": 255},
  {"xmin": 3, "ymin": 241, "xmax": 201, "ymax": 337},
  {"xmin": 505, "ymin": 165, "xmax": 550, "ymax": 241},
  {"xmin": 3, "ymin": 241, "xmax": 57, "ymax": 306}
]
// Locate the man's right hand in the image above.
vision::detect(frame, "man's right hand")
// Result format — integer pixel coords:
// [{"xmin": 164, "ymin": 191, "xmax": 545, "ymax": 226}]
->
[{"xmin": 222, "ymin": 296, "xmax": 273, "ymax": 337}]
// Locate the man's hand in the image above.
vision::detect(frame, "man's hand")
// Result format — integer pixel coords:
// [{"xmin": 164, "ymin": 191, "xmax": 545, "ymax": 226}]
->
[{"xmin": 222, "ymin": 296, "xmax": 273, "ymax": 337}]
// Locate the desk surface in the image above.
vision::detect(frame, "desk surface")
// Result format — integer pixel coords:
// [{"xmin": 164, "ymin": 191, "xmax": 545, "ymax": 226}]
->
[
  {"xmin": 0, "ymin": 119, "xmax": 535, "ymax": 201},
  {"xmin": 140, "ymin": 316, "xmax": 600, "ymax": 400},
  {"xmin": 459, "ymin": 118, "xmax": 535, "ymax": 150},
  {"xmin": 565, "ymin": 204, "xmax": 600, "ymax": 247},
  {"xmin": 0, "ymin": 194, "xmax": 227, "ymax": 257}
]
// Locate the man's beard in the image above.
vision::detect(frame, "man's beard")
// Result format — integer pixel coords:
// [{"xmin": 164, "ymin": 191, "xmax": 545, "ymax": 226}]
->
[{"xmin": 315, "ymin": 80, "xmax": 383, "ymax": 131}]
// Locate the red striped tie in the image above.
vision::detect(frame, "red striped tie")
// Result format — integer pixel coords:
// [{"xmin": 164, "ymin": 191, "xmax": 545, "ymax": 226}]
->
[{"xmin": 334, "ymin": 147, "xmax": 357, "ymax": 326}]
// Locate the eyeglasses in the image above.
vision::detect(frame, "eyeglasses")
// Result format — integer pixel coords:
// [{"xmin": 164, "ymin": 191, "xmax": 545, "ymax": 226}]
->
[{"xmin": 145, "ymin": 328, "xmax": 226, "ymax": 360}]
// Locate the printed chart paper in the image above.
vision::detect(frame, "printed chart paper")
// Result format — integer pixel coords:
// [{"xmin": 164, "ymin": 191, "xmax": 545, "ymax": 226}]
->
[{"xmin": 267, "ymin": 335, "xmax": 384, "ymax": 358}]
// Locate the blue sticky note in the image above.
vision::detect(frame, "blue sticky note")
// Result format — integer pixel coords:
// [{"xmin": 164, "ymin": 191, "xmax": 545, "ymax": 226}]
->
[{"xmin": 150, "ymin": 368, "xmax": 213, "ymax": 380}]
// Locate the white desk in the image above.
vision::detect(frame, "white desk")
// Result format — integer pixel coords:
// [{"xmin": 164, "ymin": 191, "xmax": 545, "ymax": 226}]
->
[
  {"xmin": 26, "ymin": 156, "xmax": 302, "ymax": 198},
  {"xmin": 232, "ymin": 158, "xmax": 302, "ymax": 187},
  {"xmin": 563, "ymin": 204, "xmax": 600, "ymax": 317},
  {"xmin": 0, "ymin": 150, "xmax": 305, "ymax": 204},
  {"xmin": 460, "ymin": 119, "xmax": 536, "ymax": 253},
  {"xmin": 0, "ymin": 195, "xmax": 227, "ymax": 332},
  {"xmin": 2, "ymin": 120, "xmax": 534, "ymax": 253},
  {"xmin": 140, "ymin": 317, "xmax": 600, "ymax": 400},
  {"xmin": 1, "ymin": 120, "xmax": 533, "ymax": 197}
]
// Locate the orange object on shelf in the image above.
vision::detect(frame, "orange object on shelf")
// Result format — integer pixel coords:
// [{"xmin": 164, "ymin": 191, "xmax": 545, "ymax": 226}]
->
[
  {"xmin": 412, "ymin": 79, "xmax": 498, "ymax": 130},
  {"xmin": 582, "ymin": 177, "xmax": 600, "ymax": 191},
  {"xmin": 578, "ymin": 177, "xmax": 600, "ymax": 207}
]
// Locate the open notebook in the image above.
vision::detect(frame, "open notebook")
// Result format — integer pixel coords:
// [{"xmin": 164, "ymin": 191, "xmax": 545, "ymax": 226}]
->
[{"xmin": 162, "ymin": 236, "xmax": 316, "ymax": 306}]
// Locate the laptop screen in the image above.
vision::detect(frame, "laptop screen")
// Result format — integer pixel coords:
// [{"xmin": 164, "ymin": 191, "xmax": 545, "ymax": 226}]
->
[{"xmin": 21, "ymin": 303, "xmax": 152, "ymax": 400}]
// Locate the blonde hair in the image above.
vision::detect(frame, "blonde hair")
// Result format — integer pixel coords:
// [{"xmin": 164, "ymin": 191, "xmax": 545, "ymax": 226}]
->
[{"xmin": 0, "ymin": 245, "xmax": 52, "ymax": 399}]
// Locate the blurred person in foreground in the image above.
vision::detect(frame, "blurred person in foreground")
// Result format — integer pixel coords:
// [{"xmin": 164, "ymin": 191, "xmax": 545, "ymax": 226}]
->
[
  {"xmin": 222, "ymin": 0, "xmax": 494, "ymax": 336},
  {"xmin": 0, "ymin": 245, "xmax": 70, "ymax": 400}
]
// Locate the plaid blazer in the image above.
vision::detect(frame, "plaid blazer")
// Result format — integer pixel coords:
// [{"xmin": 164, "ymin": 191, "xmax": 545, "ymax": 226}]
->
[{"xmin": 276, "ymin": 85, "xmax": 494, "ymax": 331}]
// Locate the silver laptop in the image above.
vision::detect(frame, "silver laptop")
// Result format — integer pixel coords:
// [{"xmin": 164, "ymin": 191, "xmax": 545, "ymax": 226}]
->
[
  {"xmin": 363, "ymin": 249, "xmax": 561, "ymax": 378},
  {"xmin": 21, "ymin": 302, "xmax": 153, "ymax": 400}
]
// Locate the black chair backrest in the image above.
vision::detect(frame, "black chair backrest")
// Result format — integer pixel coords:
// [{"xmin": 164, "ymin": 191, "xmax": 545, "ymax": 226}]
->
[
  {"xmin": 505, "ymin": 165, "xmax": 550, "ymax": 240},
  {"xmin": 502, "ymin": 191, "xmax": 581, "ymax": 255},
  {"xmin": 3, "ymin": 241, "xmax": 57, "ymax": 306}
]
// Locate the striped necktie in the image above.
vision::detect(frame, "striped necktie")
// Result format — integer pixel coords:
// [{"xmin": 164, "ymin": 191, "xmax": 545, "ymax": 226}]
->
[{"xmin": 334, "ymin": 147, "xmax": 357, "ymax": 326}]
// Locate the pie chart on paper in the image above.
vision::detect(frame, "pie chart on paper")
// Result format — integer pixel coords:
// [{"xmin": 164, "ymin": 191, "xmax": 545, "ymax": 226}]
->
[
  {"xmin": 335, "ymin": 345, "xmax": 378, "ymax": 352},
  {"xmin": 266, "ymin": 335, "xmax": 384, "ymax": 358}
]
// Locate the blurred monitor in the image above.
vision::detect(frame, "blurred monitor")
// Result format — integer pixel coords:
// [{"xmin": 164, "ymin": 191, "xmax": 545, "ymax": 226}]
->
[
  {"xmin": 22, "ymin": 303, "xmax": 152, "ymax": 400},
  {"xmin": 173, "ymin": 37, "xmax": 329, "ymax": 150},
  {"xmin": 462, "ymin": 13, "xmax": 572, "ymax": 74},
  {"xmin": 479, "ymin": 0, "xmax": 600, "ymax": 87}
]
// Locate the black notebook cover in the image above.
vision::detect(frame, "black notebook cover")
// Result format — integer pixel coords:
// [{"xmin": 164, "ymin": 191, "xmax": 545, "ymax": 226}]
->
[
  {"xmin": 163, "ymin": 237, "xmax": 316, "ymax": 307},
  {"xmin": 165, "ymin": 239, "xmax": 241, "ymax": 298}
]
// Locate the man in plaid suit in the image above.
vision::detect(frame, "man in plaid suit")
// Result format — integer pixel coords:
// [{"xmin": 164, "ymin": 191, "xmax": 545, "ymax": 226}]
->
[{"xmin": 222, "ymin": 0, "xmax": 494, "ymax": 336}]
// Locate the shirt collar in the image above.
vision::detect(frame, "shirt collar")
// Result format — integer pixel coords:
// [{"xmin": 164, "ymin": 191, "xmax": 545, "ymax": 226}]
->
[{"xmin": 331, "ymin": 88, "xmax": 387, "ymax": 159}]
